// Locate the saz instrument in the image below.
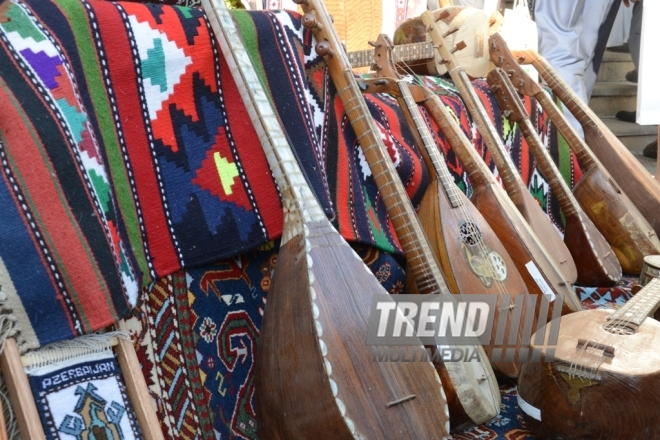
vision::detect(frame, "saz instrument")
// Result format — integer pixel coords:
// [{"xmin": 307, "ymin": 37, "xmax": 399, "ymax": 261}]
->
[
  {"xmin": 294, "ymin": 0, "xmax": 501, "ymax": 430},
  {"xmin": 363, "ymin": 34, "xmax": 530, "ymax": 380},
  {"xmin": 203, "ymin": 1, "xmax": 452, "ymax": 438},
  {"xmin": 421, "ymin": 10, "xmax": 579, "ymax": 287},
  {"xmin": 489, "ymin": 33, "xmax": 660, "ymax": 276},
  {"xmin": 517, "ymin": 277, "xmax": 660, "ymax": 439},
  {"xmin": 512, "ymin": 48, "xmax": 660, "ymax": 236},
  {"xmin": 487, "ymin": 67, "xmax": 622, "ymax": 286}
]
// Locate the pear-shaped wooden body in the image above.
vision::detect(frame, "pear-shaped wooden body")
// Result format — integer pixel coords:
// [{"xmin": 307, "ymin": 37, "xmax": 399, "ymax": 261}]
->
[
  {"xmin": 574, "ymin": 166, "xmax": 660, "ymax": 275},
  {"xmin": 469, "ymin": 182, "xmax": 580, "ymax": 314},
  {"xmin": 256, "ymin": 219, "xmax": 451, "ymax": 439},
  {"xmin": 518, "ymin": 309, "xmax": 660, "ymax": 439},
  {"xmin": 414, "ymin": 180, "xmax": 529, "ymax": 378}
]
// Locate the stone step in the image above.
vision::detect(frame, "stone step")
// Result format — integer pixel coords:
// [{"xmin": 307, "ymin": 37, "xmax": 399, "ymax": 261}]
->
[
  {"xmin": 588, "ymin": 82, "xmax": 637, "ymax": 116},
  {"xmin": 601, "ymin": 116, "xmax": 656, "ymax": 153},
  {"xmin": 597, "ymin": 56, "xmax": 634, "ymax": 82}
]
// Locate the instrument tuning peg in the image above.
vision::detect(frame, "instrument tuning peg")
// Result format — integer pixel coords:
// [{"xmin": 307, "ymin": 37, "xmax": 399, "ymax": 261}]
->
[
  {"xmin": 373, "ymin": 63, "xmax": 383, "ymax": 71},
  {"xmin": 439, "ymin": 59, "xmax": 450, "ymax": 65},
  {"xmin": 302, "ymin": 13, "xmax": 322, "ymax": 30},
  {"xmin": 507, "ymin": 69, "xmax": 515, "ymax": 76},
  {"xmin": 490, "ymin": 85, "xmax": 501, "ymax": 93},
  {"xmin": 437, "ymin": 9, "xmax": 451, "ymax": 21},
  {"xmin": 368, "ymin": 40, "xmax": 379, "ymax": 48},
  {"xmin": 517, "ymin": 56, "xmax": 526, "ymax": 63},
  {"xmin": 425, "ymin": 24, "xmax": 434, "ymax": 33},
  {"xmin": 518, "ymin": 79, "xmax": 525, "ymax": 88},
  {"xmin": 443, "ymin": 27, "xmax": 459, "ymax": 38},
  {"xmin": 374, "ymin": 79, "xmax": 388, "ymax": 86},
  {"xmin": 503, "ymin": 109, "xmax": 513, "ymax": 118},
  {"xmin": 498, "ymin": 55, "xmax": 504, "ymax": 65},
  {"xmin": 315, "ymin": 41, "xmax": 334, "ymax": 57},
  {"xmin": 451, "ymin": 41, "xmax": 466, "ymax": 54},
  {"xmin": 491, "ymin": 42, "xmax": 498, "ymax": 49},
  {"xmin": 356, "ymin": 80, "xmax": 369, "ymax": 92}
]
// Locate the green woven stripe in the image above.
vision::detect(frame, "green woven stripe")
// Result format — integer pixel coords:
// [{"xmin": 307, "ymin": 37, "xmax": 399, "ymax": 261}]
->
[{"xmin": 55, "ymin": 0, "xmax": 150, "ymax": 282}]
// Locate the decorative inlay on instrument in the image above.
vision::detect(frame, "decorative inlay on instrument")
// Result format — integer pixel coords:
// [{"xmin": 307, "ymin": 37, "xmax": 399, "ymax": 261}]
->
[
  {"xmin": 362, "ymin": 33, "xmax": 530, "ymax": 380},
  {"xmin": 511, "ymin": 47, "xmax": 660, "ymax": 236},
  {"xmin": 487, "ymin": 67, "xmax": 622, "ymax": 287},
  {"xmin": 488, "ymin": 33, "xmax": 660, "ymax": 276},
  {"xmin": 203, "ymin": 1, "xmax": 452, "ymax": 438},
  {"xmin": 517, "ymin": 277, "xmax": 660, "ymax": 439},
  {"xmin": 419, "ymin": 10, "xmax": 581, "ymax": 314},
  {"xmin": 420, "ymin": 10, "xmax": 580, "ymax": 287},
  {"xmin": 293, "ymin": 0, "xmax": 501, "ymax": 430}
]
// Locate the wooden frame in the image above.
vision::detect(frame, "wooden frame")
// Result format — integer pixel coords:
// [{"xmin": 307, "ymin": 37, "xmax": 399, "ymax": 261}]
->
[{"xmin": 0, "ymin": 327, "xmax": 163, "ymax": 440}]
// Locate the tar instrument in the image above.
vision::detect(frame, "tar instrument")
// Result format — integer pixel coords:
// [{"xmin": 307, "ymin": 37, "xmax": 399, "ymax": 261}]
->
[
  {"xmin": 511, "ymin": 48, "xmax": 660, "ymax": 236},
  {"xmin": 487, "ymin": 67, "xmax": 622, "ymax": 286},
  {"xmin": 517, "ymin": 277, "xmax": 660, "ymax": 439},
  {"xmin": 421, "ymin": 10, "xmax": 580, "ymax": 288},
  {"xmin": 489, "ymin": 33, "xmax": 660, "ymax": 276},
  {"xmin": 362, "ymin": 35, "xmax": 531, "ymax": 380},
  {"xmin": 294, "ymin": 0, "xmax": 502, "ymax": 430},
  {"xmin": 203, "ymin": 1, "xmax": 454, "ymax": 438}
]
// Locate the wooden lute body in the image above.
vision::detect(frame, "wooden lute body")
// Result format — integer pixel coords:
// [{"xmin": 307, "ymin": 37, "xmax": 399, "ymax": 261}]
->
[
  {"xmin": 420, "ymin": 10, "xmax": 579, "ymax": 286},
  {"xmin": 203, "ymin": 2, "xmax": 453, "ymax": 438},
  {"xmin": 512, "ymin": 48, "xmax": 660, "ymax": 236},
  {"xmin": 363, "ymin": 34, "xmax": 530, "ymax": 379},
  {"xmin": 295, "ymin": 0, "xmax": 501, "ymax": 430},
  {"xmin": 518, "ymin": 277, "xmax": 660, "ymax": 439},
  {"xmin": 487, "ymin": 67, "xmax": 622, "ymax": 286},
  {"xmin": 489, "ymin": 33, "xmax": 660, "ymax": 275}
]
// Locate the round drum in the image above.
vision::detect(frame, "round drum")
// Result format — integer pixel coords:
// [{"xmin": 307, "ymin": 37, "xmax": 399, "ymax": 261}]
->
[{"xmin": 640, "ymin": 255, "xmax": 660, "ymax": 286}]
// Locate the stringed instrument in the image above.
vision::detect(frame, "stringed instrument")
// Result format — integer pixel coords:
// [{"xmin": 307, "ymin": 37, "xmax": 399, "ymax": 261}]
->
[
  {"xmin": 348, "ymin": 6, "xmax": 490, "ymax": 78},
  {"xmin": 363, "ymin": 34, "xmax": 533, "ymax": 380},
  {"xmin": 489, "ymin": 33, "xmax": 660, "ymax": 275},
  {"xmin": 517, "ymin": 277, "xmax": 660, "ymax": 439},
  {"xmin": 512, "ymin": 48, "xmax": 660, "ymax": 236},
  {"xmin": 203, "ymin": 1, "xmax": 452, "ymax": 438},
  {"xmin": 421, "ymin": 10, "xmax": 581, "ymax": 287},
  {"xmin": 293, "ymin": 0, "xmax": 501, "ymax": 430},
  {"xmin": 487, "ymin": 67, "xmax": 622, "ymax": 286}
]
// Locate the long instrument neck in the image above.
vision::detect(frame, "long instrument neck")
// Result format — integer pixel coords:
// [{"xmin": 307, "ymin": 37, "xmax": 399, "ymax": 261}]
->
[
  {"xmin": 421, "ymin": 93, "xmax": 492, "ymax": 190},
  {"xmin": 609, "ymin": 278, "xmax": 660, "ymax": 329},
  {"xmin": 203, "ymin": 0, "xmax": 326, "ymax": 241},
  {"xmin": 533, "ymin": 89, "xmax": 597, "ymax": 172},
  {"xmin": 298, "ymin": 3, "xmax": 450, "ymax": 295},
  {"xmin": 397, "ymin": 81, "xmax": 464, "ymax": 208},
  {"xmin": 348, "ymin": 42, "xmax": 435, "ymax": 69},
  {"xmin": 448, "ymin": 68, "xmax": 529, "ymax": 208}
]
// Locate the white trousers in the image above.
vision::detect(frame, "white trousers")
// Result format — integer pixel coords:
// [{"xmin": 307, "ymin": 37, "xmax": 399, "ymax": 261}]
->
[{"xmin": 534, "ymin": 0, "xmax": 617, "ymax": 137}]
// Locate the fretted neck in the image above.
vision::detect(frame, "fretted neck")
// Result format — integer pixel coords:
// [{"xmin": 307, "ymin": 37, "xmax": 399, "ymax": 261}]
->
[
  {"xmin": 449, "ymin": 69, "xmax": 528, "ymax": 207},
  {"xmin": 299, "ymin": 3, "xmax": 449, "ymax": 296},
  {"xmin": 203, "ymin": 0, "xmax": 326, "ymax": 238},
  {"xmin": 609, "ymin": 278, "xmax": 660, "ymax": 329},
  {"xmin": 533, "ymin": 89, "xmax": 597, "ymax": 172},
  {"xmin": 348, "ymin": 42, "xmax": 435, "ymax": 69},
  {"xmin": 515, "ymin": 113, "xmax": 579, "ymax": 218},
  {"xmin": 531, "ymin": 57, "xmax": 599, "ymax": 133},
  {"xmin": 397, "ymin": 81, "xmax": 463, "ymax": 208},
  {"xmin": 421, "ymin": 93, "xmax": 491, "ymax": 190}
]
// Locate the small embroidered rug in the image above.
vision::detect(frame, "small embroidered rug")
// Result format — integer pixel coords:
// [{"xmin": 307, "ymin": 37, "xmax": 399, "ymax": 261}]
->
[{"xmin": 27, "ymin": 348, "xmax": 141, "ymax": 439}]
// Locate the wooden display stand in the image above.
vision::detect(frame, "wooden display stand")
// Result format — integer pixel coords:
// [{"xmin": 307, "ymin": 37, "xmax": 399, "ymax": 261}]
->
[{"xmin": 0, "ymin": 326, "xmax": 163, "ymax": 440}]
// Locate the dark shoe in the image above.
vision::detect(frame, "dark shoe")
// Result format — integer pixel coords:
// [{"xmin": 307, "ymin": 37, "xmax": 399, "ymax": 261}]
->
[
  {"xmin": 607, "ymin": 42, "xmax": 630, "ymax": 53},
  {"xmin": 616, "ymin": 110, "xmax": 636, "ymax": 123},
  {"xmin": 643, "ymin": 139, "xmax": 658, "ymax": 158},
  {"xmin": 626, "ymin": 69, "xmax": 638, "ymax": 83}
]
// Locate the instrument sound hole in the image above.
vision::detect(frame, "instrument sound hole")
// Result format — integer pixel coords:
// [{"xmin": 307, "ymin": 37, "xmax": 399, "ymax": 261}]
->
[
  {"xmin": 459, "ymin": 220, "xmax": 482, "ymax": 246},
  {"xmin": 603, "ymin": 323, "xmax": 635, "ymax": 335}
]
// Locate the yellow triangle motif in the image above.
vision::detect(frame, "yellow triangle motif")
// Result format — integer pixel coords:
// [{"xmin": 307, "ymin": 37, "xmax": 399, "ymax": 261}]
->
[{"xmin": 214, "ymin": 151, "xmax": 239, "ymax": 195}]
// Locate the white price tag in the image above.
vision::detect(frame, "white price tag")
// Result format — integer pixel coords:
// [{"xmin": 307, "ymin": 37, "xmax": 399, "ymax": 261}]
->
[{"xmin": 525, "ymin": 261, "xmax": 555, "ymax": 302}]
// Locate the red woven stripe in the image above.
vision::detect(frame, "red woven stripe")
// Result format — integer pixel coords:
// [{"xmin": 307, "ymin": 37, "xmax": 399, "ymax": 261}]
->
[
  {"xmin": 93, "ymin": 1, "xmax": 179, "ymax": 275},
  {"xmin": 0, "ymin": 83, "xmax": 114, "ymax": 329}
]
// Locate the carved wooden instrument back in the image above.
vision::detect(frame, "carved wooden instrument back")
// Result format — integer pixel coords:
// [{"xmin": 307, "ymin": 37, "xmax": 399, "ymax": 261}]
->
[
  {"xmin": 489, "ymin": 33, "xmax": 660, "ymax": 275},
  {"xmin": 203, "ymin": 1, "xmax": 454, "ymax": 438}
]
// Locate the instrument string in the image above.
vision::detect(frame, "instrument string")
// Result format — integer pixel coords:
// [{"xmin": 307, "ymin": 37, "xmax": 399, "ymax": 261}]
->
[{"xmin": 387, "ymin": 50, "xmax": 507, "ymax": 410}]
